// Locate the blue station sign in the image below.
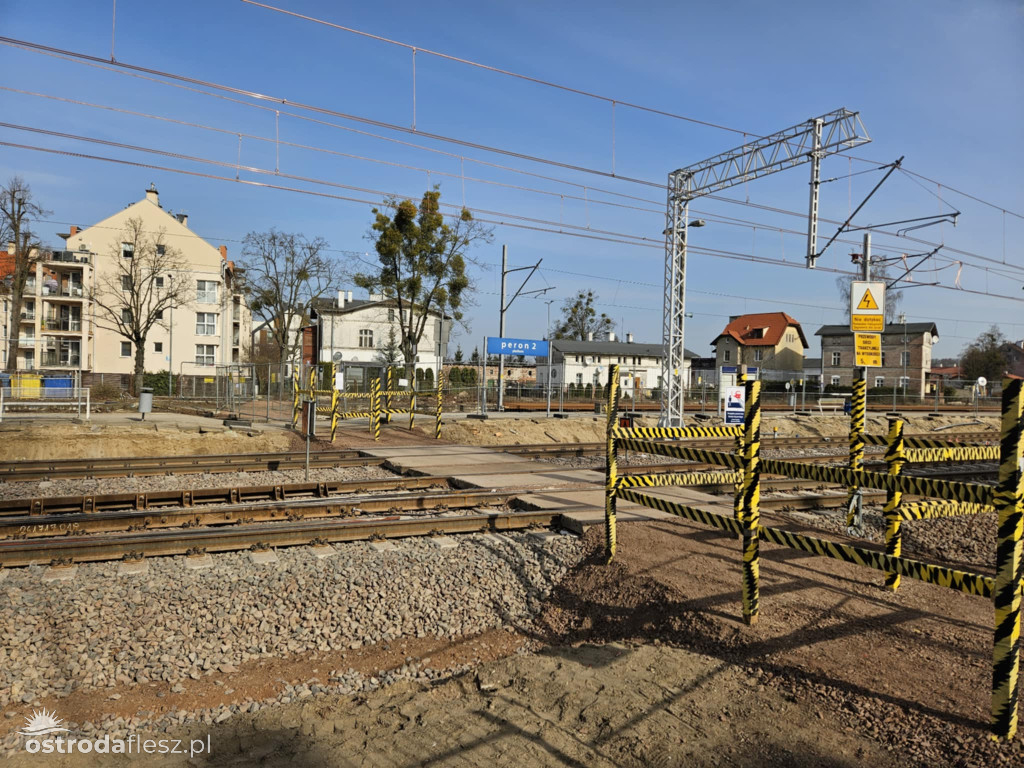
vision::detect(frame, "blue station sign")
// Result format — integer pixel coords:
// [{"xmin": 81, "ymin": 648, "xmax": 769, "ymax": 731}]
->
[{"xmin": 486, "ymin": 336, "xmax": 549, "ymax": 357}]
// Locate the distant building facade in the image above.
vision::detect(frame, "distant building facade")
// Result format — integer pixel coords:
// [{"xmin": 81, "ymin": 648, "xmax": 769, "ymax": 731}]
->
[
  {"xmin": 711, "ymin": 312, "xmax": 808, "ymax": 381},
  {"xmin": 815, "ymin": 322, "xmax": 938, "ymax": 396}
]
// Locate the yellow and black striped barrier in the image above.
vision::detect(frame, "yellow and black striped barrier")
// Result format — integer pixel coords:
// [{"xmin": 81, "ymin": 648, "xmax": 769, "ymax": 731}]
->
[
  {"xmin": 611, "ymin": 425, "xmax": 743, "ymax": 440},
  {"xmin": 615, "ymin": 471, "xmax": 742, "ymax": 489},
  {"xmin": 903, "ymin": 446, "xmax": 1000, "ymax": 463},
  {"xmin": 371, "ymin": 378, "xmax": 381, "ymax": 441},
  {"xmin": 604, "ymin": 365, "xmax": 621, "ymax": 561},
  {"xmin": 898, "ymin": 500, "xmax": 992, "ymax": 520},
  {"xmin": 737, "ymin": 379, "xmax": 762, "ymax": 624},
  {"xmin": 435, "ymin": 371, "xmax": 443, "ymax": 440},
  {"xmin": 291, "ymin": 375, "xmax": 300, "ymax": 429},
  {"xmin": 992, "ymin": 376, "xmax": 1023, "ymax": 740},
  {"xmin": 618, "ymin": 486, "xmax": 743, "ymax": 535},
  {"xmin": 616, "ymin": 438, "xmax": 745, "ymax": 470},
  {"xmin": 883, "ymin": 418, "xmax": 905, "ymax": 590},
  {"xmin": 845, "ymin": 377, "xmax": 866, "ymax": 527},
  {"xmin": 864, "ymin": 434, "xmax": 995, "ymax": 450}
]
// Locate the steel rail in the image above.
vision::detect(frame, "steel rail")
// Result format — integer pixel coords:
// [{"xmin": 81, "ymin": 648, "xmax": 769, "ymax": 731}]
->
[
  {"xmin": 0, "ymin": 487, "xmax": 530, "ymax": 543},
  {"xmin": 0, "ymin": 509, "xmax": 560, "ymax": 568}
]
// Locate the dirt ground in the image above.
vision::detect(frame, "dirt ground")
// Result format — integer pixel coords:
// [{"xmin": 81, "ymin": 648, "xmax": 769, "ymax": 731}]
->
[{"xmin": 7, "ymin": 520, "xmax": 1020, "ymax": 767}]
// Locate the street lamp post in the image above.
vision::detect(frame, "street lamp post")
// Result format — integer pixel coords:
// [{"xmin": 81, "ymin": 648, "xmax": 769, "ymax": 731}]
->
[{"xmin": 545, "ymin": 298, "xmax": 556, "ymax": 417}]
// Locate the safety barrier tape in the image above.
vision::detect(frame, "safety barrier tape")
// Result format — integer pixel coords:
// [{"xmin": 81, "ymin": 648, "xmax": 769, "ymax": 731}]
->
[
  {"xmin": 611, "ymin": 425, "xmax": 742, "ymax": 440},
  {"xmin": 758, "ymin": 457, "xmax": 996, "ymax": 507},
  {"xmin": 864, "ymin": 434, "xmax": 995, "ymax": 449},
  {"xmin": 758, "ymin": 525, "xmax": 993, "ymax": 598},
  {"xmin": 615, "ymin": 471, "xmax": 742, "ymax": 489},
  {"xmin": 898, "ymin": 500, "xmax": 993, "ymax": 520},
  {"xmin": 903, "ymin": 446, "xmax": 999, "ymax": 463},
  {"xmin": 992, "ymin": 376, "xmax": 1023, "ymax": 740},
  {"xmin": 618, "ymin": 487, "xmax": 744, "ymax": 535},
  {"xmin": 617, "ymin": 438, "xmax": 745, "ymax": 470}
]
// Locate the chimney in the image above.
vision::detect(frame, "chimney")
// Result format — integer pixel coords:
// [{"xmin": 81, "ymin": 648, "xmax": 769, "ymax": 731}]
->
[
  {"xmin": 608, "ymin": 332, "xmax": 616, "ymax": 342},
  {"xmin": 69, "ymin": 225, "xmax": 79, "ymax": 237},
  {"xmin": 626, "ymin": 333, "xmax": 634, "ymax": 343},
  {"xmin": 586, "ymin": 332, "xmax": 594, "ymax": 342},
  {"xmin": 219, "ymin": 245, "xmax": 227, "ymax": 260},
  {"xmin": 145, "ymin": 183, "xmax": 159, "ymax": 206},
  {"xmin": 337, "ymin": 290, "xmax": 345, "ymax": 309},
  {"xmin": 347, "ymin": 290, "xmax": 353, "ymax": 303},
  {"xmin": 176, "ymin": 213, "xmax": 189, "ymax": 227}
]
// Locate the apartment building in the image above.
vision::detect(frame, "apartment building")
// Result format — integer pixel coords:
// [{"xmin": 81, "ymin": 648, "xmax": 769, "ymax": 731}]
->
[
  {"xmin": 815, "ymin": 322, "xmax": 938, "ymax": 395},
  {"xmin": 710, "ymin": 312, "xmax": 808, "ymax": 380}
]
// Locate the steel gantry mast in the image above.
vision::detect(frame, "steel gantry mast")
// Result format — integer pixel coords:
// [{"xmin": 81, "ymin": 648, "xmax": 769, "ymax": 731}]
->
[{"xmin": 660, "ymin": 108, "xmax": 871, "ymax": 427}]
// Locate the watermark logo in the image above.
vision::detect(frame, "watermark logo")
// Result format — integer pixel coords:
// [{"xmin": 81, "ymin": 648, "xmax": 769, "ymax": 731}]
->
[
  {"xmin": 18, "ymin": 709, "xmax": 70, "ymax": 738},
  {"xmin": 17, "ymin": 707, "xmax": 212, "ymax": 758}
]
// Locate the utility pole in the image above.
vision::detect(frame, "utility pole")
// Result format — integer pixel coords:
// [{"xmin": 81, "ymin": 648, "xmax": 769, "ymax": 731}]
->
[{"xmin": 545, "ymin": 298, "xmax": 556, "ymax": 417}]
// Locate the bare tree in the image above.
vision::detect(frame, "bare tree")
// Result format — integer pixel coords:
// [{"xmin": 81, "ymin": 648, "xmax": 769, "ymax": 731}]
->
[
  {"xmin": 90, "ymin": 217, "xmax": 191, "ymax": 394},
  {"xmin": 355, "ymin": 188, "xmax": 492, "ymax": 381},
  {"xmin": 239, "ymin": 230, "xmax": 335, "ymax": 365},
  {"xmin": 1, "ymin": 177, "xmax": 50, "ymax": 372}
]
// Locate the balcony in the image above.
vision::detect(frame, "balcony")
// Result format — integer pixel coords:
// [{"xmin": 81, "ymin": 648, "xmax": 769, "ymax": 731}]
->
[
  {"xmin": 43, "ymin": 318, "xmax": 83, "ymax": 332},
  {"xmin": 43, "ymin": 286, "xmax": 85, "ymax": 299},
  {"xmin": 42, "ymin": 353, "xmax": 81, "ymax": 368},
  {"xmin": 17, "ymin": 337, "xmax": 37, "ymax": 347},
  {"xmin": 19, "ymin": 312, "xmax": 35, "ymax": 323},
  {"xmin": 45, "ymin": 250, "xmax": 90, "ymax": 266}
]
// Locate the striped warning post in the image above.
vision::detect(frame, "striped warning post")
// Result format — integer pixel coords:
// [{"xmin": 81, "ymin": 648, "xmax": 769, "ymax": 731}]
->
[
  {"xmin": 385, "ymin": 369, "xmax": 393, "ymax": 424},
  {"xmin": 292, "ymin": 375, "xmax": 300, "ymax": 428},
  {"xmin": 883, "ymin": 418, "xmax": 905, "ymax": 590},
  {"xmin": 435, "ymin": 370, "xmax": 443, "ymax": 440},
  {"xmin": 371, "ymin": 378, "xmax": 381, "ymax": 441},
  {"xmin": 992, "ymin": 376, "xmax": 1024, "ymax": 740},
  {"xmin": 738, "ymin": 379, "xmax": 762, "ymax": 625},
  {"xmin": 898, "ymin": 500, "xmax": 992, "ymax": 520},
  {"xmin": 615, "ymin": 471, "xmax": 742, "ymax": 489},
  {"xmin": 604, "ymin": 364, "xmax": 621, "ymax": 562},
  {"xmin": 758, "ymin": 457, "xmax": 996, "ymax": 507},
  {"xmin": 330, "ymin": 388, "xmax": 340, "ymax": 442},
  {"xmin": 758, "ymin": 525, "xmax": 992, "ymax": 598},
  {"xmin": 903, "ymin": 446, "xmax": 1000, "ymax": 463},
  {"xmin": 845, "ymin": 377, "xmax": 867, "ymax": 527},
  {"xmin": 410, "ymin": 392, "xmax": 416, "ymax": 430}
]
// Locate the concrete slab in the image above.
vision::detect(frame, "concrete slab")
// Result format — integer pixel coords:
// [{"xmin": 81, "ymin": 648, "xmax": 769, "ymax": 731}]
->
[
  {"xmin": 475, "ymin": 533, "xmax": 512, "ymax": 546},
  {"xmin": 249, "ymin": 550, "xmax": 279, "ymax": 565},
  {"xmin": 42, "ymin": 565, "xmax": 78, "ymax": 582},
  {"xmin": 183, "ymin": 554, "xmax": 214, "ymax": 570},
  {"xmin": 449, "ymin": 469, "xmax": 596, "ymax": 490},
  {"xmin": 117, "ymin": 560, "xmax": 149, "ymax": 576},
  {"xmin": 428, "ymin": 536, "xmax": 458, "ymax": 549},
  {"xmin": 368, "ymin": 540, "xmax": 400, "ymax": 553},
  {"xmin": 528, "ymin": 531, "xmax": 561, "ymax": 544},
  {"xmin": 309, "ymin": 544, "xmax": 337, "ymax": 559}
]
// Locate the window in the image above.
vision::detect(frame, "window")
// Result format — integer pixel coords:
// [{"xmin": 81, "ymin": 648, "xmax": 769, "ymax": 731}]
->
[
  {"xmin": 155, "ymin": 310, "xmax": 163, "ymax": 320},
  {"xmin": 121, "ymin": 242, "xmax": 134, "ymax": 259},
  {"xmin": 831, "ymin": 375, "xmax": 841, "ymax": 386},
  {"xmin": 388, "ymin": 308, "xmax": 395, "ymax": 322},
  {"xmin": 154, "ymin": 342, "xmax": 163, "ymax": 353},
  {"xmin": 121, "ymin": 308, "xmax": 132, "ymax": 324},
  {"xmin": 875, "ymin": 376, "xmax": 885, "ymax": 387},
  {"xmin": 120, "ymin": 341, "xmax": 131, "ymax": 357},
  {"xmin": 723, "ymin": 349, "xmax": 731, "ymax": 362},
  {"xmin": 196, "ymin": 312, "xmax": 217, "ymax": 336},
  {"xmin": 121, "ymin": 275, "xmax": 132, "ymax": 291},
  {"xmin": 899, "ymin": 376, "xmax": 910, "ymax": 390},
  {"xmin": 754, "ymin": 349, "xmax": 764, "ymax": 362},
  {"xmin": 831, "ymin": 351, "xmax": 841, "ymax": 366},
  {"xmin": 155, "ymin": 244, "xmax": 166, "ymax": 256},
  {"xmin": 196, "ymin": 280, "xmax": 218, "ymax": 304},
  {"xmin": 195, "ymin": 344, "xmax": 216, "ymax": 366},
  {"xmin": 901, "ymin": 351, "xmax": 911, "ymax": 366},
  {"xmin": 359, "ymin": 329, "xmax": 374, "ymax": 348},
  {"xmin": 880, "ymin": 351, "xmax": 886, "ymax": 366},
  {"xmin": 575, "ymin": 373, "xmax": 583, "ymax": 385},
  {"xmin": 155, "ymin": 276, "xmax": 165, "ymax": 289},
  {"xmin": 575, "ymin": 355, "xmax": 580, "ymax": 363},
  {"xmin": 595, "ymin": 356, "xmax": 602, "ymax": 363},
  {"xmin": 786, "ymin": 332, "xmax": 795, "ymax": 343}
]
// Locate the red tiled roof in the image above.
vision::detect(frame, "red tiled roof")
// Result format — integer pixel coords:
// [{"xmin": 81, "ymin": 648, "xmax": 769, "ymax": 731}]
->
[
  {"xmin": 712, "ymin": 312, "xmax": 808, "ymax": 348},
  {"xmin": 0, "ymin": 246, "xmax": 13, "ymax": 280}
]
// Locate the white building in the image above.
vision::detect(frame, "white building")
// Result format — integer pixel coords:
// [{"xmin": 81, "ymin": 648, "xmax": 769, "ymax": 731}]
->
[
  {"xmin": 537, "ymin": 335, "xmax": 698, "ymax": 393},
  {"xmin": 310, "ymin": 290, "xmax": 452, "ymax": 386}
]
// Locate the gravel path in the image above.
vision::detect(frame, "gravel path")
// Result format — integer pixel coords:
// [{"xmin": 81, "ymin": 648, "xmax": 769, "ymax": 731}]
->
[
  {"xmin": 0, "ymin": 465, "xmax": 400, "ymax": 501},
  {"xmin": 0, "ymin": 531, "xmax": 583, "ymax": 754}
]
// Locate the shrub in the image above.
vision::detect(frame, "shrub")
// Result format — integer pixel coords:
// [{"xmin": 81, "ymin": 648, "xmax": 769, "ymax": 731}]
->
[
  {"xmin": 584, "ymin": 383, "xmax": 594, "ymax": 398},
  {"xmin": 91, "ymin": 381, "xmax": 124, "ymax": 401}
]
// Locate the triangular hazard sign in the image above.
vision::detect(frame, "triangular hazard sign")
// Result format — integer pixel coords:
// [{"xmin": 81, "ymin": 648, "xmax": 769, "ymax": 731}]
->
[{"xmin": 856, "ymin": 289, "xmax": 879, "ymax": 310}]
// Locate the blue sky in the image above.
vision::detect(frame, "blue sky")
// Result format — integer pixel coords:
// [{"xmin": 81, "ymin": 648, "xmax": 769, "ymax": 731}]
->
[{"xmin": 1, "ymin": 0, "xmax": 1022, "ymax": 360}]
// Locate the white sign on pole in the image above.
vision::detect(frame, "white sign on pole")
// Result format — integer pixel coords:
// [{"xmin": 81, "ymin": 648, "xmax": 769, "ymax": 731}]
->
[
  {"xmin": 334, "ymin": 372, "xmax": 344, "ymax": 390},
  {"xmin": 850, "ymin": 281, "xmax": 886, "ymax": 332},
  {"xmin": 724, "ymin": 386, "xmax": 745, "ymax": 424}
]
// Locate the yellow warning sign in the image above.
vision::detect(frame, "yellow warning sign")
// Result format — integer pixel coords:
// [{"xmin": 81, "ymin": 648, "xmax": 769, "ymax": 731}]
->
[
  {"xmin": 850, "ymin": 280, "xmax": 885, "ymax": 333},
  {"xmin": 854, "ymin": 333, "xmax": 881, "ymax": 367},
  {"xmin": 856, "ymin": 289, "xmax": 879, "ymax": 310}
]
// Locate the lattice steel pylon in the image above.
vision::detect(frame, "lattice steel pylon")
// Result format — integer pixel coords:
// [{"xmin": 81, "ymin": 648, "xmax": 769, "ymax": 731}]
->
[{"xmin": 659, "ymin": 108, "xmax": 870, "ymax": 427}]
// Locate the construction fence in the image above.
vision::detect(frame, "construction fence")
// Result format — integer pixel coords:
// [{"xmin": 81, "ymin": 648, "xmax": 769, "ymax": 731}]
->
[{"xmin": 602, "ymin": 363, "xmax": 1023, "ymax": 740}]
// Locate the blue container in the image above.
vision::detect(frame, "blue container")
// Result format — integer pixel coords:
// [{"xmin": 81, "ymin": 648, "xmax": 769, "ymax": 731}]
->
[
  {"xmin": 43, "ymin": 377, "xmax": 74, "ymax": 399},
  {"xmin": 0, "ymin": 372, "xmax": 9, "ymax": 397}
]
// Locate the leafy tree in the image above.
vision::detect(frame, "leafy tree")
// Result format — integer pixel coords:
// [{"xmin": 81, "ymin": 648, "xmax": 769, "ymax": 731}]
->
[
  {"xmin": 1, "ymin": 177, "xmax": 49, "ymax": 372},
  {"xmin": 355, "ymin": 187, "xmax": 492, "ymax": 381},
  {"xmin": 448, "ymin": 367, "xmax": 462, "ymax": 387},
  {"xmin": 377, "ymin": 324, "xmax": 402, "ymax": 366},
  {"xmin": 835, "ymin": 263, "xmax": 903, "ymax": 323},
  {"xmin": 90, "ymin": 218, "xmax": 191, "ymax": 394},
  {"xmin": 961, "ymin": 326, "xmax": 1009, "ymax": 382},
  {"xmin": 424, "ymin": 368, "xmax": 434, "ymax": 388},
  {"xmin": 240, "ymin": 229, "xmax": 335, "ymax": 365},
  {"xmin": 553, "ymin": 290, "xmax": 615, "ymax": 340}
]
